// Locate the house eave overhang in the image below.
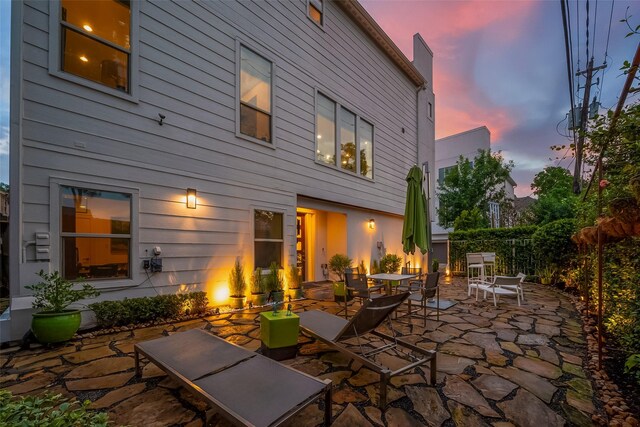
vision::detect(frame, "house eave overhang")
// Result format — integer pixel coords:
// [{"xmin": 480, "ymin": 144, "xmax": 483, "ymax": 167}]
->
[{"xmin": 334, "ymin": 0, "xmax": 426, "ymax": 87}]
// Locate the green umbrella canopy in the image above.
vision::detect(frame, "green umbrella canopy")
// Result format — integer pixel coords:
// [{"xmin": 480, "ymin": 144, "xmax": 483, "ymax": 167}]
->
[{"xmin": 402, "ymin": 165, "xmax": 430, "ymax": 255}]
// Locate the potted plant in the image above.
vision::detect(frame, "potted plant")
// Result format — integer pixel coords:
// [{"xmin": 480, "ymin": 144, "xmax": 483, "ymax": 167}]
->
[
  {"xmin": 266, "ymin": 262, "xmax": 284, "ymax": 303},
  {"xmin": 379, "ymin": 253, "xmax": 402, "ymax": 274},
  {"xmin": 228, "ymin": 258, "xmax": 247, "ymax": 309},
  {"xmin": 329, "ymin": 253, "xmax": 353, "ymax": 302},
  {"xmin": 250, "ymin": 268, "xmax": 267, "ymax": 306},
  {"xmin": 358, "ymin": 260, "xmax": 368, "ymax": 275},
  {"xmin": 537, "ymin": 265, "xmax": 557, "ymax": 285},
  {"xmin": 287, "ymin": 265, "xmax": 303, "ymax": 300},
  {"xmin": 26, "ymin": 270, "xmax": 100, "ymax": 344},
  {"xmin": 370, "ymin": 259, "xmax": 380, "ymax": 275},
  {"xmin": 431, "ymin": 258, "xmax": 440, "ymax": 273}
]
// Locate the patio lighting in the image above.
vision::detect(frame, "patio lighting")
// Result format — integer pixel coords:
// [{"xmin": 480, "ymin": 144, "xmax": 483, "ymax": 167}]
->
[
  {"xmin": 368, "ymin": 218, "xmax": 375, "ymax": 229},
  {"xmin": 186, "ymin": 188, "xmax": 197, "ymax": 209}
]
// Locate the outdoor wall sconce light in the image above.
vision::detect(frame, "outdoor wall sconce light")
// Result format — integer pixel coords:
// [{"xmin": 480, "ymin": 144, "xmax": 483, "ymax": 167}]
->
[
  {"xmin": 186, "ymin": 188, "xmax": 197, "ymax": 209},
  {"xmin": 368, "ymin": 218, "xmax": 375, "ymax": 229}
]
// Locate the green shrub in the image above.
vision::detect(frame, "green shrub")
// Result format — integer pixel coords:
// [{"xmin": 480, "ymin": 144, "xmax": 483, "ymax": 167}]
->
[
  {"xmin": 250, "ymin": 268, "xmax": 265, "ymax": 294},
  {"xmin": 228, "ymin": 258, "xmax": 246, "ymax": 297},
  {"xmin": 287, "ymin": 265, "xmax": 302, "ymax": 289},
  {"xmin": 26, "ymin": 270, "xmax": 100, "ymax": 312},
  {"xmin": 265, "ymin": 262, "xmax": 283, "ymax": 292},
  {"xmin": 0, "ymin": 390, "xmax": 110, "ymax": 426},
  {"xmin": 89, "ymin": 292, "xmax": 208, "ymax": 329},
  {"xmin": 380, "ymin": 254, "xmax": 402, "ymax": 273},
  {"xmin": 449, "ymin": 226, "xmax": 538, "ymax": 276},
  {"xmin": 531, "ymin": 218, "xmax": 577, "ymax": 270},
  {"xmin": 431, "ymin": 258, "xmax": 439, "ymax": 273},
  {"xmin": 328, "ymin": 254, "xmax": 352, "ymax": 282}
]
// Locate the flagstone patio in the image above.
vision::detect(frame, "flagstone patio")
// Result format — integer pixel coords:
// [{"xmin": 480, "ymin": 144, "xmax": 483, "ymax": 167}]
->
[{"xmin": 0, "ymin": 277, "xmax": 599, "ymax": 427}]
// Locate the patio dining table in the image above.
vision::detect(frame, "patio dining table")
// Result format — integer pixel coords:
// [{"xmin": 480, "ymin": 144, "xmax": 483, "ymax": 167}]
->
[{"xmin": 367, "ymin": 273, "xmax": 418, "ymax": 295}]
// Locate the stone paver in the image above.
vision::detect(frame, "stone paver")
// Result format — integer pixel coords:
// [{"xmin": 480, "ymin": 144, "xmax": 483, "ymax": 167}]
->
[{"xmin": 0, "ymin": 277, "xmax": 601, "ymax": 426}]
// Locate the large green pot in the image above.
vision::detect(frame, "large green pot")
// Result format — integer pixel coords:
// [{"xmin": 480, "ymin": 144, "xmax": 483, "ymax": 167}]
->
[{"xmin": 31, "ymin": 310, "xmax": 81, "ymax": 343}]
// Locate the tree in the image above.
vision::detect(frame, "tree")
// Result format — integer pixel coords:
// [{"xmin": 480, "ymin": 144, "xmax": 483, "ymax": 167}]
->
[
  {"xmin": 530, "ymin": 166, "xmax": 578, "ymax": 224},
  {"xmin": 453, "ymin": 207, "xmax": 487, "ymax": 231},
  {"xmin": 0, "ymin": 183, "xmax": 8, "ymax": 192},
  {"xmin": 437, "ymin": 149, "xmax": 514, "ymax": 228}
]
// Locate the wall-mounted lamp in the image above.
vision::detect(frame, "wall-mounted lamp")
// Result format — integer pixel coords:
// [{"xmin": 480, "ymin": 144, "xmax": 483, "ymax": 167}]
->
[
  {"xmin": 368, "ymin": 218, "xmax": 375, "ymax": 229},
  {"xmin": 186, "ymin": 188, "xmax": 197, "ymax": 209}
]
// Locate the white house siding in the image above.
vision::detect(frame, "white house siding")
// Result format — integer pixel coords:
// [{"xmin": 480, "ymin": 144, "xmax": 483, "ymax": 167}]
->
[{"xmin": 7, "ymin": 0, "xmax": 433, "ymax": 340}]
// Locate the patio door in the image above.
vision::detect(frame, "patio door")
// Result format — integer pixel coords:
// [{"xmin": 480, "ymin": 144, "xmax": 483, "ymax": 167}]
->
[{"xmin": 296, "ymin": 214, "xmax": 306, "ymax": 281}]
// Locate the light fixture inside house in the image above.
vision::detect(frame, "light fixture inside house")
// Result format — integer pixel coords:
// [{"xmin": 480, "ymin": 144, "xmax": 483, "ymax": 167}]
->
[
  {"xmin": 317, "ymin": 134, "xmax": 322, "ymax": 139},
  {"xmin": 186, "ymin": 188, "xmax": 197, "ymax": 209},
  {"xmin": 78, "ymin": 195, "xmax": 88, "ymax": 212},
  {"xmin": 83, "ymin": 24, "xmax": 93, "ymax": 32},
  {"xmin": 79, "ymin": 55, "xmax": 88, "ymax": 62},
  {"xmin": 368, "ymin": 218, "xmax": 375, "ymax": 229}
]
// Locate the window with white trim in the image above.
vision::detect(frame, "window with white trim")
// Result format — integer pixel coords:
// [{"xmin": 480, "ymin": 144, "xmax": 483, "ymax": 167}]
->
[
  {"xmin": 59, "ymin": 0, "xmax": 131, "ymax": 92},
  {"xmin": 254, "ymin": 210, "xmax": 283, "ymax": 269},
  {"xmin": 315, "ymin": 92, "xmax": 374, "ymax": 179},
  {"xmin": 240, "ymin": 46, "xmax": 273, "ymax": 143},
  {"xmin": 60, "ymin": 186, "xmax": 132, "ymax": 281}
]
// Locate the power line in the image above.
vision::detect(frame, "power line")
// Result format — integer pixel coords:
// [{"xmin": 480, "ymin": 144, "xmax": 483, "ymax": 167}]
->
[
  {"xmin": 586, "ymin": 0, "xmax": 590, "ymax": 61},
  {"xmin": 593, "ymin": 0, "xmax": 599, "ymax": 61},
  {"xmin": 598, "ymin": 0, "xmax": 615, "ymax": 105}
]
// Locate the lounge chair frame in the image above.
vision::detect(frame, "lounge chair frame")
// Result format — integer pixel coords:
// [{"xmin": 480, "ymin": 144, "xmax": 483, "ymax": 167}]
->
[
  {"xmin": 134, "ymin": 329, "xmax": 331, "ymax": 427},
  {"xmin": 299, "ymin": 292, "xmax": 437, "ymax": 408}
]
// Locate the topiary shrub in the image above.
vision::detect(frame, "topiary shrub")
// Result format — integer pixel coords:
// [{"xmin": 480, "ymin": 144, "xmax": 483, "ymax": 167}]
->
[
  {"xmin": 0, "ymin": 390, "xmax": 110, "ymax": 426},
  {"xmin": 379, "ymin": 254, "xmax": 402, "ymax": 274}
]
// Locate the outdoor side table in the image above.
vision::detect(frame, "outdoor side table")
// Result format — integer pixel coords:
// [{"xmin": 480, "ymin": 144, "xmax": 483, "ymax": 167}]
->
[{"xmin": 260, "ymin": 311, "xmax": 299, "ymax": 361}]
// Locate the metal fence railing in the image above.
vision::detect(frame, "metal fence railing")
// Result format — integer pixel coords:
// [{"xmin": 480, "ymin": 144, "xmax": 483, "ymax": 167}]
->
[{"xmin": 449, "ymin": 239, "xmax": 538, "ymax": 277}]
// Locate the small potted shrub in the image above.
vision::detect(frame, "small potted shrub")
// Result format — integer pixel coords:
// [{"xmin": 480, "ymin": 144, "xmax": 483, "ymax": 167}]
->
[
  {"xmin": 379, "ymin": 253, "xmax": 402, "ymax": 273},
  {"xmin": 266, "ymin": 262, "xmax": 284, "ymax": 303},
  {"xmin": 358, "ymin": 260, "xmax": 368, "ymax": 275},
  {"xmin": 370, "ymin": 259, "xmax": 380, "ymax": 274},
  {"xmin": 26, "ymin": 270, "xmax": 100, "ymax": 344},
  {"xmin": 329, "ymin": 253, "xmax": 353, "ymax": 302},
  {"xmin": 250, "ymin": 268, "xmax": 267, "ymax": 306},
  {"xmin": 431, "ymin": 258, "xmax": 440, "ymax": 273},
  {"xmin": 537, "ymin": 265, "xmax": 557, "ymax": 285},
  {"xmin": 287, "ymin": 265, "xmax": 303, "ymax": 300},
  {"xmin": 228, "ymin": 258, "xmax": 247, "ymax": 309}
]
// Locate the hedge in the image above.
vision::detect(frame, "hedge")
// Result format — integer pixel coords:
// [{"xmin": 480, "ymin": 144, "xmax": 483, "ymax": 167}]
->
[
  {"xmin": 449, "ymin": 226, "xmax": 538, "ymax": 276},
  {"xmin": 89, "ymin": 292, "xmax": 208, "ymax": 329}
]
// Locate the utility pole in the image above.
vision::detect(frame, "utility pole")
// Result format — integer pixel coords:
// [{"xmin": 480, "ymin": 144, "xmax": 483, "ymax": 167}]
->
[{"xmin": 573, "ymin": 58, "xmax": 606, "ymax": 194}]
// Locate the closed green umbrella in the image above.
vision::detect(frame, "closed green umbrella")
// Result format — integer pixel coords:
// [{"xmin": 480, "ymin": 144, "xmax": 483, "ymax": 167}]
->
[{"xmin": 402, "ymin": 165, "xmax": 430, "ymax": 255}]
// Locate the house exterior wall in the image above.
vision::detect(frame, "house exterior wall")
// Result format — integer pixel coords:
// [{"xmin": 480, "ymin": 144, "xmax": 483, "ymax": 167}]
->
[{"xmin": 6, "ymin": 0, "xmax": 434, "ymax": 341}]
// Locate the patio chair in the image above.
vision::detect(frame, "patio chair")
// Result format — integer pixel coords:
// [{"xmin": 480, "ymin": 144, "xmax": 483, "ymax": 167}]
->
[
  {"xmin": 494, "ymin": 272, "xmax": 526, "ymax": 301},
  {"xmin": 346, "ymin": 272, "xmax": 384, "ymax": 303},
  {"xmin": 397, "ymin": 266, "xmax": 423, "ymax": 293},
  {"xmin": 134, "ymin": 329, "xmax": 332, "ymax": 427},
  {"xmin": 400, "ymin": 272, "xmax": 441, "ymax": 324},
  {"xmin": 466, "ymin": 253, "xmax": 486, "ymax": 297},
  {"xmin": 477, "ymin": 275, "xmax": 521, "ymax": 307},
  {"xmin": 298, "ymin": 292, "xmax": 437, "ymax": 408},
  {"xmin": 480, "ymin": 252, "xmax": 496, "ymax": 282}
]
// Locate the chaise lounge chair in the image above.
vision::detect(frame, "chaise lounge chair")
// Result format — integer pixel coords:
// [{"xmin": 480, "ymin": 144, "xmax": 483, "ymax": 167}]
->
[
  {"xmin": 298, "ymin": 292, "xmax": 437, "ymax": 408},
  {"xmin": 134, "ymin": 329, "xmax": 332, "ymax": 427}
]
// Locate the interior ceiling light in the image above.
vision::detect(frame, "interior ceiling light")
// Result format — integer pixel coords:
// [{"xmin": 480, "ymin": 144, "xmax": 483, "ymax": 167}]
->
[
  {"xmin": 79, "ymin": 55, "xmax": 88, "ymax": 62},
  {"xmin": 83, "ymin": 24, "xmax": 93, "ymax": 32}
]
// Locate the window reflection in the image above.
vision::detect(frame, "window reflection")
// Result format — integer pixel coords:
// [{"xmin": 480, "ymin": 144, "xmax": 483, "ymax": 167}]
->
[
  {"xmin": 316, "ymin": 94, "xmax": 336, "ymax": 165},
  {"xmin": 61, "ymin": 186, "xmax": 131, "ymax": 280},
  {"xmin": 60, "ymin": 0, "xmax": 131, "ymax": 92},
  {"xmin": 340, "ymin": 108, "xmax": 356, "ymax": 173},
  {"xmin": 240, "ymin": 46, "xmax": 272, "ymax": 142}
]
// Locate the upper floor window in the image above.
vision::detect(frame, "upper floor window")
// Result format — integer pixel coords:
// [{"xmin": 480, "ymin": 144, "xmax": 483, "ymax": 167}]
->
[
  {"xmin": 308, "ymin": 0, "xmax": 323, "ymax": 26},
  {"xmin": 315, "ymin": 92, "xmax": 374, "ymax": 179},
  {"xmin": 59, "ymin": 0, "xmax": 131, "ymax": 93},
  {"xmin": 240, "ymin": 46, "xmax": 273, "ymax": 143},
  {"xmin": 438, "ymin": 166, "xmax": 454, "ymax": 184},
  {"xmin": 254, "ymin": 210, "xmax": 283, "ymax": 269},
  {"xmin": 60, "ymin": 186, "xmax": 131, "ymax": 281}
]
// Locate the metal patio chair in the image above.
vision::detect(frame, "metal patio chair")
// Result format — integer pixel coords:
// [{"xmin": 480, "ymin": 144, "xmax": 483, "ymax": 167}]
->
[{"xmin": 298, "ymin": 292, "xmax": 437, "ymax": 408}]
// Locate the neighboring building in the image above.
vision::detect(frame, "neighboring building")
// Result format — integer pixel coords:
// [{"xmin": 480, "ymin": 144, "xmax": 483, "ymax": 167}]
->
[
  {"xmin": 4, "ymin": 0, "xmax": 436, "ymax": 341},
  {"xmin": 431, "ymin": 126, "xmax": 516, "ymax": 265}
]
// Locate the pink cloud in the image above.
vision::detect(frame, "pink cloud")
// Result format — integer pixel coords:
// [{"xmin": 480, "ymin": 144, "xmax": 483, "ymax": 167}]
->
[{"xmin": 361, "ymin": 1, "xmax": 538, "ymax": 141}]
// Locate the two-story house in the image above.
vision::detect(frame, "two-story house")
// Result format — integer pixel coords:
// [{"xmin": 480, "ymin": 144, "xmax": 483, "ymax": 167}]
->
[{"xmin": 4, "ymin": 0, "xmax": 435, "ymax": 341}]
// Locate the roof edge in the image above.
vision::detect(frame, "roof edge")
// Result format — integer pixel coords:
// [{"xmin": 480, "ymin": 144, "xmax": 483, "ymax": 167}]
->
[{"xmin": 334, "ymin": 0, "xmax": 426, "ymax": 87}]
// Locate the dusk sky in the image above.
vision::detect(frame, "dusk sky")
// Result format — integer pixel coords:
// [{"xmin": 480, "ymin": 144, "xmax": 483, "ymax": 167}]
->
[
  {"xmin": 361, "ymin": 0, "xmax": 639, "ymax": 197},
  {"xmin": 1, "ymin": 1, "xmax": 639, "ymax": 196}
]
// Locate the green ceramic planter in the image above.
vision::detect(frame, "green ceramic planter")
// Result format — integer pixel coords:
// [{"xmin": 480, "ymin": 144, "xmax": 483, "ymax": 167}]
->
[
  {"xmin": 271, "ymin": 290, "xmax": 285, "ymax": 303},
  {"xmin": 31, "ymin": 310, "xmax": 81, "ymax": 343},
  {"xmin": 251, "ymin": 293, "xmax": 268, "ymax": 307}
]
